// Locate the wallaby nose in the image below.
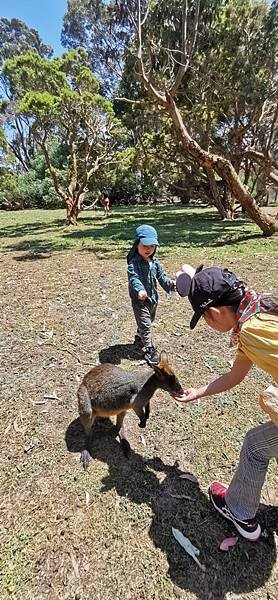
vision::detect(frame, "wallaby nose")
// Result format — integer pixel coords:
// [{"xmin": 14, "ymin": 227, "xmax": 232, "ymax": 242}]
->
[{"xmin": 174, "ymin": 383, "xmax": 184, "ymax": 397}]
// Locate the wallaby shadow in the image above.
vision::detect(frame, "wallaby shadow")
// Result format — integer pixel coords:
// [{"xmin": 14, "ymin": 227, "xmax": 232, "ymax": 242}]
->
[
  {"xmin": 99, "ymin": 342, "xmax": 144, "ymax": 364},
  {"xmin": 65, "ymin": 418, "xmax": 277, "ymax": 600}
]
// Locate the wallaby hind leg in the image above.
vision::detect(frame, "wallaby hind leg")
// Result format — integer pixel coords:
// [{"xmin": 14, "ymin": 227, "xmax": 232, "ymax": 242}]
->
[
  {"xmin": 80, "ymin": 412, "xmax": 96, "ymax": 470},
  {"xmin": 115, "ymin": 411, "xmax": 130, "ymax": 458}
]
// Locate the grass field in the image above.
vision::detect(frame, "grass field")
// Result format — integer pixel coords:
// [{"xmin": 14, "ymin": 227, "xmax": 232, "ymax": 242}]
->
[{"xmin": 0, "ymin": 206, "xmax": 277, "ymax": 600}]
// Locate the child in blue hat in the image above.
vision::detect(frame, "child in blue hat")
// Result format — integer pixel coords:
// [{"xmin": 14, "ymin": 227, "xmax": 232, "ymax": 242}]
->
[{"xmin": 127, "ymin": 224, "xmax": 175, "ymax": 365}]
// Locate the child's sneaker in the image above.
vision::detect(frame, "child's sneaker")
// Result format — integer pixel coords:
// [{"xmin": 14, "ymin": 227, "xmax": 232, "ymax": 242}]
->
[
  {"xmin": 209, "ymin": 481, "xmax": 261, "ymax": 542},
  {"xmin": 144, "ymin": 346, "xmax": 159, "ymax": 365},
  {"xmin": 133, "ymin": 334, "xmax": 144, "ymax": 349}
]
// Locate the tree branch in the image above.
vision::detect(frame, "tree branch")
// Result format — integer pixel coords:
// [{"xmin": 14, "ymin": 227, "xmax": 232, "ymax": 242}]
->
[{"xmin": 169, "ymin": 0, "xmax": 200, "ymax": 96}]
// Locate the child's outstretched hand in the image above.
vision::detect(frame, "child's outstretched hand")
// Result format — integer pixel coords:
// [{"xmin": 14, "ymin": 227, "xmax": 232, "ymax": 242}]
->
[
  {"xmin": 170, "ymin": 279, "xmax": 176, "ymax": 290},
  {"xmin": 173, "ymin": 388, "xmax": 200, "ymax": 403},
  {"xmin": 138, "ymin": 290, "xmax": 148, "ymax": 300}
]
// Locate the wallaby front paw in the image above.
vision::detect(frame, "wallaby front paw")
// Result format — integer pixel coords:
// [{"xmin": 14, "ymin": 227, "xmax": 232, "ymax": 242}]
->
[{"xmin": 80, "ymin": 449, "xmax": 92, "ymax": 470}]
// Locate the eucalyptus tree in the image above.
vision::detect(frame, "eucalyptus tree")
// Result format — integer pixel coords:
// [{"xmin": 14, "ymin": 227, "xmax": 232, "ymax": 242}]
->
[
  {"xmin": 3, "ymin": 49, "xmax": 127, "ymax": 224},
  {"xmin": 62, "ymin": 0, "xmax": 278, "ymax": 232},
  {"xmin": 126, "ymin": 0, "xmax": 278, "ymax": 233},
  {"xmin": 0, "ymin": 18, "xmax": 53, "ymax": 171}
]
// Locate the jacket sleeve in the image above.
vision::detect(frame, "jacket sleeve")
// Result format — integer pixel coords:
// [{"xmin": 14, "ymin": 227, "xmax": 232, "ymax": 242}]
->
[
  {"xmin": 155, "ymin": 259, "xmax": 174, "ymax": 293},
  {"xmin": 127, "ymin": 262, "xmax": 146, "ymax": 293}
]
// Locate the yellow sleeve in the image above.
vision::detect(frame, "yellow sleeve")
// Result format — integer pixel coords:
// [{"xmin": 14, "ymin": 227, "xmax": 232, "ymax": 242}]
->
[
  {"xmin": 235, "ymin": 328, "xmax": 254, "ymax": 364},
  {"xmin": 236, "ymin": 341, "xmax": 252, "ymax": 363}
]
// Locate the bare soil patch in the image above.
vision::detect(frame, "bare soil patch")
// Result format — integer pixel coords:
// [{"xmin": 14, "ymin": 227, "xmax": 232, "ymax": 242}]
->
[{"xmin": 0, "ymin": 208, "xmax": 277, "ymax": 599}]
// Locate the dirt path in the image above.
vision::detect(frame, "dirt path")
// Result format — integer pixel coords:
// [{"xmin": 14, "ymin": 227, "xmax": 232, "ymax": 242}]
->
[{"xmin": 0, "ymin": 246, "xmax": 277, "ymax": 600}]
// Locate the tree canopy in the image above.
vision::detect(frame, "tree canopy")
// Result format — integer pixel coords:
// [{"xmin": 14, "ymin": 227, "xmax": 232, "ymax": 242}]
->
[
  {"xmin": 3, "ymin": 49, "xmax": 128, "ymax": 223},
  {"xmin": 0, "ymin": 1, "xmax": 277, "ymax": 232}
]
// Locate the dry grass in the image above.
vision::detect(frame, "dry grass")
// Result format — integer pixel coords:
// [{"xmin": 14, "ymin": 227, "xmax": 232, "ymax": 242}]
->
[{"xmin": 0, "ymin": 206, "xmax": 277, "ymax": 600}]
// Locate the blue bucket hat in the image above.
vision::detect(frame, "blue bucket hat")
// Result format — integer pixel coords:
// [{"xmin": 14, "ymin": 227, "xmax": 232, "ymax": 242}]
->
[{"xmin": 135, "ymin": 225, "xmax": 159, "ymax": 246}]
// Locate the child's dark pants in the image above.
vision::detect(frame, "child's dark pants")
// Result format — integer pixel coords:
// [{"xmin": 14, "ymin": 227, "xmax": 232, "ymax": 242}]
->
[{"xmin": 132, "ymin": 300, "xmax": 157, "ymax": 349}]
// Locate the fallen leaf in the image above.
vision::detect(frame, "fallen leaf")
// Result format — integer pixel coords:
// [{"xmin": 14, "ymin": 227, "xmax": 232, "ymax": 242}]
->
[
  {"xmin": 69, "ymin": 548, "xmax": 80, "ymax": 579},
  {"xmin": 39, "ymin": 329, "xmax": 53, "ymax": 340},
  {"xmin": 172, "ymin": 527, "xmax": 206, "ymax": 571},
  {"xmin": 219, "ymin": 537, "xmax": 238, "ymax": 551},
  {"xmin": 179, "ymin": 473, "xmax": 198, "ymax": 483},
  {"xmin": 24, "ymin": 444, "xmax": 35, "ymax": 454},
  {"xmin": 43, "ymin": 393, "xmax": 60, "ymax": 400},
  {"xmin": 140, "ymin": 433, "xmax": 146, "ymax": 446},
  {"xmin": 13, "ymin": 417, "xmax": 27, "ymax": 434},
  {"xmin": 32, "ymin": 400, "xmax": 47, "ymax": 405},
  {"xmin": 4, "ymin": 422, "xmax": 12, "ymax": 436},
  {"xmin": 170, "ymin": 494, "xmax": 195, "ymax": 501}
]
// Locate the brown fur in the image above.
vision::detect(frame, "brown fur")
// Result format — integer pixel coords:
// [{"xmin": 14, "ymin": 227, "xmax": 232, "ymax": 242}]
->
[{"xmin": 77, "ymin": 351, "xmax": 183, "ymax": 469}]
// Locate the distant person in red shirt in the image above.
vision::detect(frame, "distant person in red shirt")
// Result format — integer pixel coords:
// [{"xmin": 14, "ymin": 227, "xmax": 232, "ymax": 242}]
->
[{"xmin": 101, "ymin": 191, "xmax": 110, "ymax": 217}]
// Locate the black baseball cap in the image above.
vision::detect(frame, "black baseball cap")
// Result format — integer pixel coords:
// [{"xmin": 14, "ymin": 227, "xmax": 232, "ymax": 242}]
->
[{"xmin": 176, "ymin": 266, "xmax": 240, "ymax": 329}]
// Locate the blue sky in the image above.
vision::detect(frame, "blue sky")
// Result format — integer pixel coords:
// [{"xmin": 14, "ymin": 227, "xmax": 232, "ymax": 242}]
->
[{"xmin": 0, "ymin": 0, "xmax": 68, "ymax": 56}]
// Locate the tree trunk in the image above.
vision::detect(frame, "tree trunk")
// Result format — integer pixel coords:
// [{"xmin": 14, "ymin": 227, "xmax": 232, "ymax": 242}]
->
[
  {"xmin": 222, "ymin": 183, "xmax": 235, "ymax": 220},
  {"xmin": 66, "ymin": 197, "xmax": 79, "ymax": 225},
  {"xmin": 205, "ymin": 168, "xmax": 228, "ymax": 219},
  {"xmin": 166, "ymin": 94, "xmax": 278, "ymax": 236}
]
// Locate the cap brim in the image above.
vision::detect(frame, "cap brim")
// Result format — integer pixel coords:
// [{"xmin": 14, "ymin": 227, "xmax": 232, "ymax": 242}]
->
[
  {"xmin": 195, "ymin": 264, "xmax": 204, "ymax": 274},
  {"xmin": 190, "ymin": 311, "xmax": 203, "ymax": 329},
  {"xmin": 140, "ymin": 237, "xmax": 158, "ymax": 246}
]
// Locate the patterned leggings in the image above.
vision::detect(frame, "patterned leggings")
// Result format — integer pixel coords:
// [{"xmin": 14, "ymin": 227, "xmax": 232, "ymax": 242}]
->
[{"xmin": 226, "ymin": 421, "xmax": 278, "ymax": 520}]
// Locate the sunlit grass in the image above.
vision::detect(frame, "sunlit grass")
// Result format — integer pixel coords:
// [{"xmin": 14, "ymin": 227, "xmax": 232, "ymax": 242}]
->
[{"xmin": 1, "ymin": 205, "xmax": 277, "ymax": 262}]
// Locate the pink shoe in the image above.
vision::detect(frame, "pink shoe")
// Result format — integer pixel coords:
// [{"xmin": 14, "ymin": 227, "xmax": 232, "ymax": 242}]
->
[{"xmin": 209, "ymin": 481, "xmax": 261, "ymax": 542}]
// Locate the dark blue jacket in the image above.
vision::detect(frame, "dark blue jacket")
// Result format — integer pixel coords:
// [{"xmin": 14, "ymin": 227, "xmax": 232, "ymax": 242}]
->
[{"xmin": 127, "ymin": 252, "xmax": 173, "ymax": 304}]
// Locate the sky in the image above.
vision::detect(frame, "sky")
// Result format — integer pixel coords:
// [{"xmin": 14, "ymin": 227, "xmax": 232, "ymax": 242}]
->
[{"xmin": 0, "ymin": 0, "xmax": 68, "ymax": 56}]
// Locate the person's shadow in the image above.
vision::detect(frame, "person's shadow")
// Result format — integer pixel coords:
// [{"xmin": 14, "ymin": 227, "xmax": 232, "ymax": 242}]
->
[
  {"xmin": 65, "ymin": 418, "xmax": 277, "ymax": 600},
  {"xmin": 99, "ymin": 342, "xmax": 144, "ymax": 364}
]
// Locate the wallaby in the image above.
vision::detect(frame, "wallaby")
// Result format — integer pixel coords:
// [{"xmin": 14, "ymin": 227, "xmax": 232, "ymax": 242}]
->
[{"xmin": 77, "ymin": 351, "xmax": 183, "ymax": 469}]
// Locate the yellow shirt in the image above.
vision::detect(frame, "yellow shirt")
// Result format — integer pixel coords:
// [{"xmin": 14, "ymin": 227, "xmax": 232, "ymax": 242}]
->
[{"xmin": 236, "ymin": 313, "xmax": 278, "ymax": 383}]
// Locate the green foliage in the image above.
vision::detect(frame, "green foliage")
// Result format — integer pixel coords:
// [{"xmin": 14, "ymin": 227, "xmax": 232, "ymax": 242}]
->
[
  {"xmin": 1, "ymin": 1, "xmax": 277, "ymax": 213},
  {"xmin": 0, "ymin": 142, "xmax": 66, "ymax": 208},
  {"xmin": 0, "ymin": 170, "xmax": 18, "ymax": 202},
  {"xmin": 0, "ymin": 17, "xmax": 53, "ymax": 66},
  {"xmin": 0, "ymin": 127, "xmax": 8, "ymax": 151},
  {"xmin": 0, "ymin": 19, "xmax": 54, "ymax": 171},
  {"xmin": 16, "ymin": 171, "xmax": 63, "ymax": 209},
  {"xmin": 3, "ymin": 48, "xmax": 128, "ymax": 220},
  {"xmin": 3, "ymin": 51, "xmax": 67, "ymax": 100},
  {"xmin": 61, "ymin": 0, "xmax": 132, "ymax": 91}
]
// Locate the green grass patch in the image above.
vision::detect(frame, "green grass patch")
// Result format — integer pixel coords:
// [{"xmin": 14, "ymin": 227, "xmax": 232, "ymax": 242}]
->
[
  {"xmin": 1, "ymin": 205, "xmax": 277, "ymax": 261},
  {"xmin": 0, "ymin": 529, "xmax": 35, "ymax": 596}
]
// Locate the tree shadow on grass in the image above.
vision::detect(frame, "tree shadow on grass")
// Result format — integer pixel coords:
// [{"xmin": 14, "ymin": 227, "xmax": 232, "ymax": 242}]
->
[
  {"xmin": 99, "ymin": 343, "xmax": 144, "ymax": 364},
  {"xmin": 65, "ymin": 418, "xmax": 277, "ymax": 600},
  {"xmin": 0, "ymin": 218, "xmax": 66, "ymax": 239},
  {"xmin": 11, "ymin": 239, "xmax": 69, "ymax": 261},
  {"xmin": 4, "ymin": 207, "xmax": 267, "ymax": 261},
  {"xmin": 68, "ymin": 211, "xmax": 261, "ymax": 251}
]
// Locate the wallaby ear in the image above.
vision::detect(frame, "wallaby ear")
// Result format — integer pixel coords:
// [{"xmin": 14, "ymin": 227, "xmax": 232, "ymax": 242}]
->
[
  {"xmin": 152, "ymin": 364, "xmax": 162, "ymax": 375},
  {"xmin": 150, "ymin": 351, "xmax": 169, "ymax": 375},
  {"xmin": 158, "ymin": 351, "xmax": 168, "ymax": 365}
]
